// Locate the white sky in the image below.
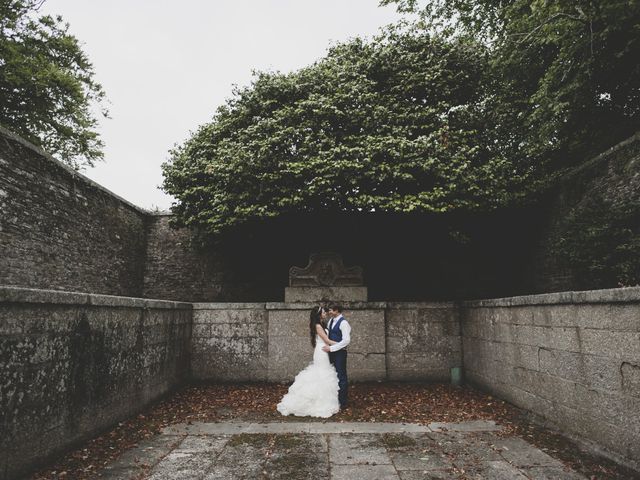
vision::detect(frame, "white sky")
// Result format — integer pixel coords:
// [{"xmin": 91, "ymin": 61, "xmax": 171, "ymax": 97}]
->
[{"xmin": 40, "ymin": 0, "xmax": 402, "ymax": 210}]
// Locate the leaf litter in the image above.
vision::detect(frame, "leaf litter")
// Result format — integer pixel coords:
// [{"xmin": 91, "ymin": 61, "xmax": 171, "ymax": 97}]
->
[{"xmin": 30, "ymin": 383, "xmax": 638, "ymax": 479}]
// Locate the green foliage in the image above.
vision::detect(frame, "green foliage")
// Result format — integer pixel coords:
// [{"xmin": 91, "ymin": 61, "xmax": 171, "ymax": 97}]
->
[
  {"xmin": 383, "ymin": 0, "xmax": 640, "ymax": 289},
  {"xmin": 163, "ymin": 29, "xmax": 532, "ymax": 235},
  {"xmin": 382, "ymin": 0, "xmax": 640, "ymax": 168},
  {"xmin": 0, "ymin": 0, "xmax": 106, "ymax": 168},
  {"xmin": 552, "ymin": 196, "xmax": 640, "ymax": 288}
]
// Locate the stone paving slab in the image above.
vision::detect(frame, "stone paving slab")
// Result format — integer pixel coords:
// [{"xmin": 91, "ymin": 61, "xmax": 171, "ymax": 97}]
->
[
  {"xmin": 488, "ymin": 436, "xmax": 565, "ymax": 468},
  {"xmin": 163, "ymin": 421, "xmax": 436, "ymax": 435},
  {"xmin": 428, "ymin": 420, "xmax": 501, "ymax": 432},
  {"xmin": 98, "ymin": 421, "xmax": 588, "ymax": 480},
  {"xmin": 329, "ymin": 434, "xmax": 392, "ymax": 465}
]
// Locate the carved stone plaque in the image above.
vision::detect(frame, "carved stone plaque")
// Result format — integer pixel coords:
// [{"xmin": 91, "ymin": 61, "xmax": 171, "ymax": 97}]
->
[{"xmin": 289, "ymin": 253, "xmax": 364, "ymax": 287}]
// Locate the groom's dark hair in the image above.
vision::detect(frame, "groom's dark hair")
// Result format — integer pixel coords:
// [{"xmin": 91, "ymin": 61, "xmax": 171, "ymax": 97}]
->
[{"xmin": 329, "ymin": 304, "xmax": 343, "ymax": 313}]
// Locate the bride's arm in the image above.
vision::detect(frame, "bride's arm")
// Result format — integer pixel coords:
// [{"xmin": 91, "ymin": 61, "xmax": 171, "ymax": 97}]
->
[{"xmin": 315, "ymin": 324, "xmax": 336, "ymax": 345}]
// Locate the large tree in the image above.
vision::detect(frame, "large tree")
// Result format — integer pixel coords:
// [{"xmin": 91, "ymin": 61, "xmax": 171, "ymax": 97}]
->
[
  {"xmin": 163, "ymin": 29, "xmax": 529, "ymax": 235},
  {"xmin": 0, "ymin": 0, "xmax": 106, "ymax": 168},
  {"xmin": 383, "ymin": 0, "xmax": 640, "ymax": 168}
]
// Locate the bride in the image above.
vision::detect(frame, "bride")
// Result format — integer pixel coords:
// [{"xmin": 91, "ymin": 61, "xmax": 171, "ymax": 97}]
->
[{"xmin": 276, "ymin": 306, "xmax": 340, "ymax": 418}]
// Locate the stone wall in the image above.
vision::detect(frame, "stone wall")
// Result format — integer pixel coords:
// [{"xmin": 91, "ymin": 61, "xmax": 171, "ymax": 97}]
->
[
  {"xmin": 529, "ymin": 132, "xmax": 640, "ymax": 292},
  {"xmin": 191, "ymin": 303, "xmax": 268, "ymax": 382},
  {"xmin": 143, "ymin": 214, "xmax": 225, "ymax": 301},
  {"xmin": 142, "ymin": 214, "xmax": 285, "ymax": 302},
  {"xmin": 2, "ymin": 280, "xmax": 639, "ymax": 476},
  {"xmin": 0, "ymin": 127, "xmax": 149, "ymax": 297},
  {"xmin": 461, "ymin": 287, "xmax": 640, "ymax": 470},
  {"xmin": 386, "ymin": 303, "xmax": 461, "ymax": 381},
  {"xmin": 0, "ymin": 286, "xmax": 192, "ymax": 480},
  {"xmin": 190, "ymin": 302, "xmax": 462, "ymax": 383},
  {"xmin": 4, "ymin": 123, "xmax": 638, "ymax": 303}
]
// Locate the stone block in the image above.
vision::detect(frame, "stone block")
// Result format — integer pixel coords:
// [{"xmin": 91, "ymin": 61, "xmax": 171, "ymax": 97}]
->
[
  {"xmin": 465, "ymin": 460, "xmax": 529, "ymax": 479},
  {"xmin": 387, "ymin": 353, "xmax": 457, "ymax": 381},
  {"xmin": 580, "ymin": 329, "xmax": 640, "ymax": 361},
  {"xmin": 511, "ymin": 368, "xmax": 579, "ymax": 407},
  {"xmin": 193, "ymin": 308, "xmax": 267, "ymax": 325},
  {"xmin": 386, "ymin": 335, "xmax": 453, "ymax": 354},
  {"xmin": 491, "ymin": 436, "xmax": 565, "ymax": 467},
  {"xmin": 341, "ymin": 309, "xmax": 386, "ymax": 354},
  {"xmin": 530, "ymin": 303, "xmax": 640, "ymax": 332},
  {"xmin": 607, "ymin": 304, "xmax": 640, "ymax": 332},
  {"xmin": 500, "ymin": 384, "xmax": 556, "ymax": 416},
  {"xmin": 329, "ymin": 434, "xmax": 392, "ymax": 464},
  {"xmin": 491, "ymin": 322, "xmax": 518, "ymax": 344},
  {"xmin": 284, "ymin": 286, "xmax": 368, "ymax": 303},
  {"xmin": 331, "ymin": 465, "xmax": 398, "ymax": 480},
  {"xmin": 521, "ymin": 466, "xmax": 589, "ymax": 479},
  {"xmin": 460, "ymin": 317, "xmax": 492, "ymax": 341},
  {"xmin": 468, "ymin": 339, "xmax": 541, "ymax": 371},
  {"xmin": 191, "ymin": 323, "xmax": 211, "ymax": 338},
  {"xmin": 498, "ymin": 306, "xmax": 535, "ymax": 326},
  {"xmin": 537, "ymin": 348, "xmax": 623, "ymax": 391},
  {"xmin": 387, "ymin": 313, "xmax": 450, "ymax": 338},
  {"xmin": 210, "ymin": 321, "xmax": 265, "ymax": 338},
  {"xmin": 348, "ymin": 352, "xmax": 387, "ymax": 381},
  {"xmin": 268, "ymin": 337, "xmax": 316, "ymax": 382},
  {"xmin": 390, "ymin": 451, "xmax": 452, "ymax": 471},
  {"xmin": 511, "ymin": 325, "xmax": 582, "ymax": 352},
  {"xmin": 531, "ymin": 305, "xmax": 576, "ymax": 327},
  {"xmin": 191, "ymin": 351, "xmax": 268, "ymax": 382},
  {"xmin": 268, "ymin": 310, "xmax": 310, "ymax": 337},
  {"xmin": 571, "ymin": 382, "xmax": 640, "ymax": 430},
  {"xmin": 508, "ymin": 343, "xmax": 541, "ymax": 371}
]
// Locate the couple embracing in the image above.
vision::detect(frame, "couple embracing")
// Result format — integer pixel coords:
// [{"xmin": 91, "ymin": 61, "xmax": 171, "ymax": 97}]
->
[{"xmin": 277, "ymin": 305, "xmax": 351, "ymax": 418}]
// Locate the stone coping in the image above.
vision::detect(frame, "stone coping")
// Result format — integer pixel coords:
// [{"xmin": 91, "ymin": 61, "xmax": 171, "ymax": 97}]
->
[
  {"xmin": 266, "ymin": 301, "xmax": 388, "ymax": 310},
  {"xmin": 0, "ymin": 286, "xmax": 192, "ymax": 309},
  {"xmin": 192, "ymin": 302, "xmax": 456, "ymax": 310},
  {"xmin": 192, "ymin": 302, "xmax": 267, "ymax": 310},
  {"xmin": 162, "ymin": 420, "xmax": 500, "ymax": 435},
  {"xmin": 3, "ymin": 285, "xmax": 638, "ymax": 310},
  {"xmin": 386, "ymin": 302, "xmax": 457, "ymax": 309},
  {"xmin": 463, "ymin": 286, "xmax": 640, "ymax": 307}
]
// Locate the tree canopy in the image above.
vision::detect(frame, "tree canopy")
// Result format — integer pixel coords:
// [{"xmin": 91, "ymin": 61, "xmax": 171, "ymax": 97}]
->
[
  {"xmin": 163, "ymin": 0, "xmax": 639, "ymax": 237},
  {"xmin": 162, "ymin": 30, "xmax": 529, "ymax": 235},
  {"xmin": 383, "ymin": 0, "xmax": 640, "ymax": 166},
  {"xmin": 0, "ymin": 0, "xmax": 106, "ymax": 168}
]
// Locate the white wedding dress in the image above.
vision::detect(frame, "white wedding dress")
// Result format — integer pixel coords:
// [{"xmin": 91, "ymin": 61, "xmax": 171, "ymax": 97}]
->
[{"xmin": 276, "ymin": 335, "xmax": 340, "ymax": 418}]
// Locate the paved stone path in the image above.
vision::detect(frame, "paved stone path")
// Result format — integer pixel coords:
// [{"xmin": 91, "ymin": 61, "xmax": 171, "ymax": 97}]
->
[{"xmin": 99, "ymin": 421, "xmax": 587, "ymax": 479}]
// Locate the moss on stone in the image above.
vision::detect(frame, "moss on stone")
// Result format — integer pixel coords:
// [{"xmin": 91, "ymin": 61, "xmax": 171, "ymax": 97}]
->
[
  {"xmin": 378, "ymin": 433, "xmax": 417, "ymax": 449},
  {"xmin": 227, "ymin": 433, "xmax": 271, "ymax": 447}
]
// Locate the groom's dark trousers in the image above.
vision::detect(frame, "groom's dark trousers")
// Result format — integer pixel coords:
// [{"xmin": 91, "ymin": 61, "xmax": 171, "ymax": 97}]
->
[{"xmin": 329, "ymin": 350, "xmax": 348, "ymax": 407}]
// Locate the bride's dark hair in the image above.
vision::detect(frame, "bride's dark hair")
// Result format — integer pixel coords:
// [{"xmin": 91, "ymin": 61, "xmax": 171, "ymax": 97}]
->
[{"xmin": 309, "ymin": 306, "xmax": 324, "ymax": 347}]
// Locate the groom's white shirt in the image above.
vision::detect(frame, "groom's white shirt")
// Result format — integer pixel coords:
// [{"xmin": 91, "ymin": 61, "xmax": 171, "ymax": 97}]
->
[{"xmin": 327, "ymin": 314, "xmax": 351, "ymax": 352}]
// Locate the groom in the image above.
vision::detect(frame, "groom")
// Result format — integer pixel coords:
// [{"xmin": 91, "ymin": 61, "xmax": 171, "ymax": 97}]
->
[{"xmin": 322, "ymin": 305, "xmax": 351, "ymax": 409}]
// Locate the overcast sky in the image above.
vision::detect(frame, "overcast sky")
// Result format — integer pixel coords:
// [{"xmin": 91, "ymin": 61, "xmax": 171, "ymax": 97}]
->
[{"xmin": 40, "ymin": 1, "xmax": 401, "ymax": 210}]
